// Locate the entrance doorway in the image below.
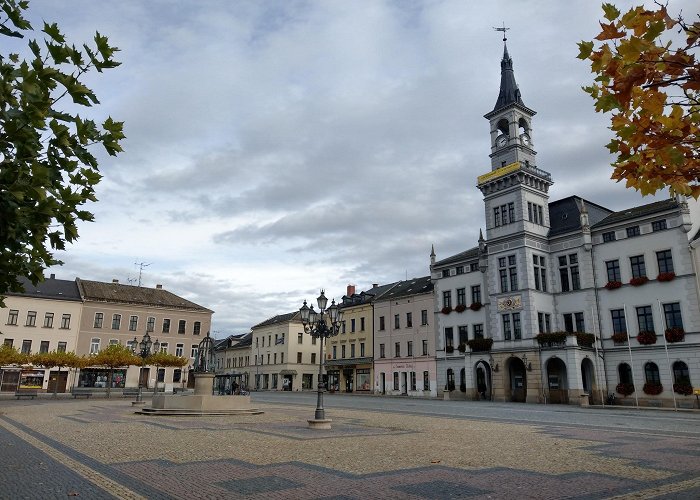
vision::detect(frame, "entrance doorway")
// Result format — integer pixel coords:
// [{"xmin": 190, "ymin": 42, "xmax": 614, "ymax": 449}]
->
[
  {"xmin": 508, "ymin": 357, "xmax": 527, "ymax": 402},
  {"xmin": 475, "ymin": 361, "xmax": 491, "ymax": 400},
  {"xmin": 344, "ymin": 369, "xmax": 354, "ymax": 392},
  {"xmin": 581, "ymin": 358, "xmax": 596, "ymax": 404},
  {"xmin": 546, "ymin": 357, "xmax": 569, "ymax": 404},
  {"xmin": 139, "ymin": 367, "xmax": 150, "ymax": 388},
  {"xmin": 401, "ymin": 372, "xmax": 408, "ymax": 395},
  {"xmin": 48, "ymin": 370, "xmax": 68, "ymax": 393},
  {"xmin": 380, "ymin": 373, "xmax": 386, "ymax": 394}
]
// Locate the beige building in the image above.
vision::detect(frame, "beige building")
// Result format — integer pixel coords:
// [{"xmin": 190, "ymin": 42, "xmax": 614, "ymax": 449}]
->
[
  {"xmin": 1, "ymin": 275, "xmax": 83, "ymax": 392},
  {"xmin": 251, "ymin": 312, "xmax": 320, "ymax": 391},
  {"xmin": 327, "ymin": 284, "xmax": 387, "ymax": 393},
  {"xmin": 76, "ymin": 278, "xmax": 213, "ymax": 392},
  {"xmin": 213, "ymin": 332, "xmax": 252, "ymax": 393}
]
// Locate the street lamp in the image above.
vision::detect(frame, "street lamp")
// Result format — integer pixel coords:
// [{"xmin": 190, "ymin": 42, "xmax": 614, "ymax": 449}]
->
[
  {"xmin": 131, "ymin": 331, "xmax": 160, "ymax": 402},
  {"xmin": 299, "ymin": 290, "xmax": 343, "ymax": 428}
]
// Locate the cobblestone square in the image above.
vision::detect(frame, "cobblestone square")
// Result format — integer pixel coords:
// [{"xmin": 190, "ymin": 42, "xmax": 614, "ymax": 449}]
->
[{"xmin": 1, "ymin": 395, "xmax": 699, "ymax": 499}]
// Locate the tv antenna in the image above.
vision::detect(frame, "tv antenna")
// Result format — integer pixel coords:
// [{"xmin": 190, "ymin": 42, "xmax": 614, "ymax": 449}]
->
[{"xmin": 134, "ymin": 261, "xmax": 151, "ymax": 287}]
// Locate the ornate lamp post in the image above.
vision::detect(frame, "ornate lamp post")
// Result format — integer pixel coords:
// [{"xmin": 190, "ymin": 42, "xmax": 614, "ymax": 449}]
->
[
  {"xmin": 131, "ymin": 331, "xmax": 159, "ymax": 403},
  {"xmin": 299, "ymin": 290, "xmax": 343, "ymax": 429}
]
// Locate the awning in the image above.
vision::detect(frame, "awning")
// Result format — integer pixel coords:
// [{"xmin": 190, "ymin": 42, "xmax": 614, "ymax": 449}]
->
[
  {"xmin": 280, "ymin": 370, "xmax": 297, "ymax": 375},
  {"xmin": 325, "ymin": 357, "xmax": 372, "ymax": 367}
]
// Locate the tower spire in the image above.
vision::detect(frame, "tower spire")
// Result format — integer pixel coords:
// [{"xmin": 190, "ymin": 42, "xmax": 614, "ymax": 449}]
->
[{"xmin": 492, "ymin": 24, "xmax": 524, "ymax": 111}]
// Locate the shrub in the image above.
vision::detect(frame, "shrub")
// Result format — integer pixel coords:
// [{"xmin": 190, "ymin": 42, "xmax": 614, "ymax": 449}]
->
[
  {"xmin": 657, "ymin": 272, "xmax": 676, "ymax": 282},
  {"xmin": 605, "ymin": 280, "xmax": 622, "ymax": 290},
  {"xmin": 665, "ymin": 327, "xmax": 685, "ymax": 343},
  {"xmin": 630, "ymin": 276, "xmax": 649, "ymax": 286},
  {"xmin": 441, "ymin": 306, "xmax": 452, "ymax": 315},
  {"xmin": 643, "ymin": 382, "xmax": 663, "ymax": 395},
  {"xmin": 611, "ymin": 332, "xmax": 629, "ymax": 343},
  {"xmin": 637, "ymin": 331, "xmax": 657, "ymax": 345},
  {"xmin": 467, "ymin": 338, "xmax": 493, "ymax": 352},
  {"xmin": 455, "ymin": 304, "xmax": 467, "ymax": 313},
  {"xmin": 616, "ymin": 383, "xmax": 635, "ymax": 396},
  {"xmin": 469, "ymin": 302, "xmax": 483, "ymax": 311}
]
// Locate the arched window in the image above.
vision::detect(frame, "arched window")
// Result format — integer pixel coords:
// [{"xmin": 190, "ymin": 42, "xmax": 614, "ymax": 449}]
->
[
  {"xmin": 446, "ymin": 369, "xmax": 455, "ymax": 391},
  {"xmin": 618, "ymin": 363, "xmax": 632, "ymax": 384},
  {"xmin": 644, "ymin": 362, "xmax": 660, "ymax": 384},
  {"xmin": 672, "ymin": 361, "xmax": 690, "ymax": 384}
]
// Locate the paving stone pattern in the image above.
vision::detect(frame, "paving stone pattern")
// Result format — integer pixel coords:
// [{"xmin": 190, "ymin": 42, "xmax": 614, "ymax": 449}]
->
[{"xmin": 0, "ymin": 399, "xmax": 699, "ymax": 499}]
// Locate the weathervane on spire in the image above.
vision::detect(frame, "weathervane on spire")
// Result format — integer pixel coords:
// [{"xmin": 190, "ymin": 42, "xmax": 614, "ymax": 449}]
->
[{"xmin": 494, "ymin": 23, "xmax": 509, "ymax": 42}]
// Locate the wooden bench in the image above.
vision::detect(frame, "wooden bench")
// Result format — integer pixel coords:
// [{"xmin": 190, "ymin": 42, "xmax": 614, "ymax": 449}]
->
[
  {"xmin": 15, "ymin": 389, "xmax": 38, "ymax": 400},
  {"xmin": 71, "ymin": 388, "xmax": 93, "ymax": 399}
]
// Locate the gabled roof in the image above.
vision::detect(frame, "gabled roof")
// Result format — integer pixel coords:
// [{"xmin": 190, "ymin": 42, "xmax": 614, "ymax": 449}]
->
[
  {"xmin": 8, "ymin": 276, "xmax": 81, "ymax": 301},
  {"xmin": 373, "ymin": 276, "xmax": 433, "ymax": 301},
  {"xmin": 76, "ymin": 278, "xmax": 212, "ymax": 312},
  {"xmin": 252, "ymin": 312, "xmax": 298, "ymax": 329},
  {"xmin": 433, "ymin": 247, "xmax": 479, "ymax": 268},
  {"xmin": 591, "ymin": 198, "xmax": 678, "ymax": 229}
]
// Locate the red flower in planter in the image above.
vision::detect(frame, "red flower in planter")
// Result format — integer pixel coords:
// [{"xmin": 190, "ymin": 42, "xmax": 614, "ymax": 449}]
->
[
  {"xmin": 643, "ymin": 382, "xmax": 663, "ymax": 395},
  {"xmin": 616, "ymin": 383, "xmax": 635, "ymax": 396},
  {"xmin": 673, "ymin": 382, "xmax": 693, "ymax": 396},
  {"xmin": 454, "ymin": 304, "xmax": 467, "ymax": 313},
  {"xmin": 469, "ymin": 302, "xmax": 482, "ymax": 311},
  {"xmin": 441, "ymin": 306, "xmax": 452, "ymax": 315},
  {"xmin": 665, "ymin": 327, "xmax": 685, "ymax": 343},
  {"xmin": 605, "ymin": 281, "xmax": 622, "ymax": 290},
  {"xmin": 657, "ymin": 272, "xmax": 676, "ymax": 282},
  {"xmin": 637, "ymin": 331, "xmax": 657, "ymax": 345},
  {"xmin": 611, "ymin": 332, "xmax": 628, "ymax": 343},
  {"xmin": 629, "ymin": 276, "xmax": 649, "ymax": 286}
]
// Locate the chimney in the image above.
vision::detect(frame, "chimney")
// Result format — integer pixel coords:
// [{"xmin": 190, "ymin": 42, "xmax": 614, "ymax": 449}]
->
[
  {"xmin": 372, "ymin": 283, "xmax": 378, "ymax": 288},
  {"xmin": 156, "ymin": 284, "xmax": 163, "ymax": 289},
  {"xmin": 112, "ymin": 279, "xmax": 119, "ymax": 284},
  {"xmin": 346, "ymin": 284, "xmax": 356, "ymax": 296},
  {"xmin": 50, "ymin": 273, "xmax": 55, "ymax": 279}
]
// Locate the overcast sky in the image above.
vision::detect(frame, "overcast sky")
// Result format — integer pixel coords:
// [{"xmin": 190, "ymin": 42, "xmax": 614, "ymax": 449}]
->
[{"xmin": 21, "ymin": 0, "xmax": 693, "ymax": 336}]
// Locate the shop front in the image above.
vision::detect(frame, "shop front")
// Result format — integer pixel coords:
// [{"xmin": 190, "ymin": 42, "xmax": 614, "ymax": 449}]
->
[
  {"xmin": 20, "ymin": 369, "xmax": 45, "ymax": 390},
  {"xmin": 325, "ymin": 358, "xmax": 372, "ymax": 393},
  {"xmin": 0, "ymin": 368, "xmax": 21, "ymax": 392},
  {"xmin": 78, "ymin": 368, "xmax": 127, "ymax": 388}
]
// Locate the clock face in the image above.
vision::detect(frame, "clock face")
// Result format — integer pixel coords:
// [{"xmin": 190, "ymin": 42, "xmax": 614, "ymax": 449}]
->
[
  {"xmin": 496, "ymin": 135, "xmax": 508, "ymax": 147},
  {"xmin": 520, "ymin": 133, "xmax": 531, "ymax": 145}
]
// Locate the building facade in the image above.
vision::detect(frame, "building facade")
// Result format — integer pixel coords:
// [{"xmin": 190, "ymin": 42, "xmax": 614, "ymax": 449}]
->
[
  {"xmin": 1, "ymin": 275, "xmax": 83, "ymax": 392},
  {"xmin": 373, "ymin": 277, "xmax": 437, "ymax": 397},
  {"xmin": 250, "ymin": 312, "xmax": 320, "ymax": 391},
  {"xmin": 76, "ymin": 278, "xmax": 213, "ymax": 392},
  {"xmin": 432, "ymin": 38, "xmax": 700, "ymax": 407}
]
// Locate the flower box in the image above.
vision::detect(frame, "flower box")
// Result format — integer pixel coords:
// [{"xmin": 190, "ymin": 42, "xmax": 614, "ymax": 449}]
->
[
  {"xmin": 643, "ymin": 382, "xmax": 663, "ymax": 395},
  {"xmin": 535, "ymin": 332, "xmax": 567, "ymax": 347},
  {"xmin": 445, "ymin": 345, "xmax": 454, "ymax": 354},
  {"xmin": 673, "ymin": 382, "xmax": 693, "ymax": 396},
  {"xmin": 611, "ymin": 332, "xmax": 629, "ymax": 344},
  {"xmin": 605, "ymin": 281, "xmax": 622, "ymax": 290},
  {"xmin": 665, "ymin": 327, "xmax": 685, "ymax": 343},
  {"xmin": 637, "ymin": 331, "xmax": 657, "ymax": 345},
  {"xmin": 441, "ymin": 306, "xmax": 452, "ymax": 315},
  {"xmin": 616, "ymin": 383, "xmax": 635, "ymax": 396},
  {"xmin": 657, "ymin": 272, "xmax": 676, "ymax": 282},
  {"xmin": 455, "ymin": 304, "xmax": 467, "ymax": 313},
  {"xmin": 467, "ymin": 338, "xmax": 493, "ymax": 352},
  {"xmin": 457, "ymin": 343, "xmax": 467, "ymax": 353},
  {"xmin": 469, "ymin": 302, "xmax": 483, "ymax": 311},
  {"xmin": 575, "ymin": 333, "xmax": 595, "ymax": 348},
  {"xmin": 629, "ymin": 276, "xmax": 649, "ymax": 287}
]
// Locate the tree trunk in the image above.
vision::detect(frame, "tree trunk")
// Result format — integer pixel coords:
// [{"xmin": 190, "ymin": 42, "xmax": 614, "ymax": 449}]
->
[{"xmin": 53, "ymin": 367, "xmax": 60, "ymax": 398}]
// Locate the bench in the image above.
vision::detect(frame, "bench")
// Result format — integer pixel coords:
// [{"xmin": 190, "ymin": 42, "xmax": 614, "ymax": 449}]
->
[
  {"xmin": 122, "ymin": 388, "xmax": 140, "ymax": 398},
  {"xmin": 15, "ymin": 389, "xmax": 38, "ymax": 400},
  {"xmin": 71, "ymin": 388, "xmax": 93, "ymax": 399}
]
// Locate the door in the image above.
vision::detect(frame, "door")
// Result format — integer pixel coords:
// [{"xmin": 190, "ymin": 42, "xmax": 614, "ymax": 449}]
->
[
  {"xmin": 48, "ymin": 370, "xmax": 68, "ymax": 393},
  {"xmin": 508, "ymin": 357, "xmax": 527, "ymax": 402},
  {"xmin": 344, "ymin": 370, "xmax": 354, "ymax": 392},
  {"xmin": 380, "ymin": 373, "xmax": 386, "ymax": 394},
  {"xmin": 401, "ymin": 372, "xmax": 408, "ymax": 395},
  {"xmin": 139, "ymin": 367, "xmax": 150, "ymax": 388}
]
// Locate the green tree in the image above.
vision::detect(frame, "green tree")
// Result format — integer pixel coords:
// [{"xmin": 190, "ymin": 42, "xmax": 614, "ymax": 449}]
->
[
  {"xmin": 0, "ymin": 342, "xmax": 26, "ymax": 365},
  {"xmin": 91, "ymin": 344, "xmax": 139, "ymax": 398},
  {"xmin": 0, "ymin": 0, "xmax": 124, "ymax": 304},
  {"xmin": 578, "ymin": 3, "xmax": 699, "ymax": 197}
]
